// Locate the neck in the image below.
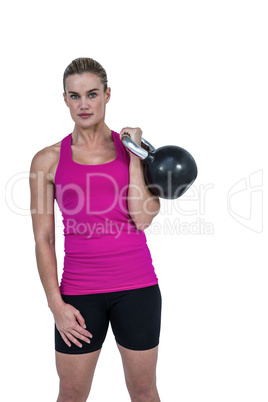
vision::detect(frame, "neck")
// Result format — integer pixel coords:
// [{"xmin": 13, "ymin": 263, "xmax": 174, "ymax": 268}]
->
[{"xmin": 72, "ymin": 122, "xmax": 111, "ymax": 145}]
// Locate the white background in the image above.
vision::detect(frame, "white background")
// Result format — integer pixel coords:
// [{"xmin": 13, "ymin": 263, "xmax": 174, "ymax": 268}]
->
[{"xmin": 1, "ymin": 0, "xmax": 267, "ymax": 401}]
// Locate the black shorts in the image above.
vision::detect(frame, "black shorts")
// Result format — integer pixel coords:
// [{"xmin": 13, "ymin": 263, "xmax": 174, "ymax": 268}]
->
[{"xmin": 55, "ymin": 284, "xmax": 162, "ymax": 354}]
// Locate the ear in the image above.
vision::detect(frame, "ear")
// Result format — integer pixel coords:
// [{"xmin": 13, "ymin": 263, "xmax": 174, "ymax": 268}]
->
[
  {"xmin": 63, "ymin": 92, "xmax": 69, "ymax": 107},
  {"xmin": 105, "ymin": 87, "xmax": 111, "ymax": 104}
]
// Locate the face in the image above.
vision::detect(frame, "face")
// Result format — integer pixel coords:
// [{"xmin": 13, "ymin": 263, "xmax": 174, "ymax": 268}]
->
[{"xmin": 63, "ymin": 73, "xmax": 111, "ymax": 129}]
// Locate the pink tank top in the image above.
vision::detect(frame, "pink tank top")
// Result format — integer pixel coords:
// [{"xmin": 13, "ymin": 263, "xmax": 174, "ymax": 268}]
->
[{"xmin": 54, "ymin": 131, "xmax": 158, "ymax": 295}]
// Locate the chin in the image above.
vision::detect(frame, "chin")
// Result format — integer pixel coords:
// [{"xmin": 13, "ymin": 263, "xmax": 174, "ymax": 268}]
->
[{"xmin": 75, "ymin": 119, "xmax": 95, "ymax": 128}]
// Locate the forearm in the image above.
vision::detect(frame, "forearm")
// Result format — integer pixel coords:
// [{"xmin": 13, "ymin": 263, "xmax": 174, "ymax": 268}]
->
[
  {"xmin": 128, "ymin": 154, "xmax": 160, "ymax": 230},
  {"xmin": 35, "ymin": 240, "xmax": 64, "ymax": 311}
]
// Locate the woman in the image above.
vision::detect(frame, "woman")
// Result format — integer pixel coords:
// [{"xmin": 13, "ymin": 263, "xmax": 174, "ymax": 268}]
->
[{"xmin": 30, "ymin": 57, "xmax": 162, "ymax": 402}]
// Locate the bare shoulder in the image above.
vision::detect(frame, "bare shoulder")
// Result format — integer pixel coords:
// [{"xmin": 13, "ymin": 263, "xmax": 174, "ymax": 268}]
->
[{"xmin": 30, "ymin": 139, "xmax": 62, "ymax": 183}]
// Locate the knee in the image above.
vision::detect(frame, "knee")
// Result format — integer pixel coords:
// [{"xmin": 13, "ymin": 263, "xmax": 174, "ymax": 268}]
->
[
  {"xmin": 57, "ymin": 382, "xmax": 90, "ymax": 402},
  {"xmin": 127, "ymin": 380, "xmax": 157, "ymax": 402},
  {"xmin": 133, "ymin": 389, "xmax": 156, "ymax": 402}
]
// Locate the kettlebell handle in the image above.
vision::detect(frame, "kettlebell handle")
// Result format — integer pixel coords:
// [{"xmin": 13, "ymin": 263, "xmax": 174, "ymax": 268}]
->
[{"xmin": 122, "ymin": 134, "xmax": 155, "ymax": 160}]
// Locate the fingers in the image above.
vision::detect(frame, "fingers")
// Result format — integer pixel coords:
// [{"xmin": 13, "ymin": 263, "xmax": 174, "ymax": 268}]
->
[
  {"xmin": 73, "ymin": 308, "xmax": 87, "ymax": 328},
  {"xmin": 60, "ymin": 330, "xmax": 83, "ymax": 348},
  {"xmin": 74, "ymin": 309, "xmax": 86, "ymax": 329},
  {"xmin": 60, "ymin": 327, "xmax": 92, "ymax": 348},
  {"xmin": 65, "ymin": 310, "xmax": 93, "ymax": 348},
  {"xmin": 74, "ymin": 309, "xmax": 93, "ymax": 338},
  {"xmin": 119, "ymin": 127, "xmax": 130, "ymax": 141},
  {"xmin": 59, "ymin": 330, "xmax": 72, "ymax": 348},
  {"xmin": 56, "ymin": 306, "xmax": 94, "ymax": 348},
  {"xmin": 119, "ymin": 127, "xmax": 142, "ymax": 141},
  {"xmin": 72, "ymin": 329, "xmax": 92, "ymax": 346}
]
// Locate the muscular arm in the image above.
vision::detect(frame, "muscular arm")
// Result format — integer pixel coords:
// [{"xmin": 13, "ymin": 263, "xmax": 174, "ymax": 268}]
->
[
  {"xmin": 29, "ymin": 148, "xmax": 92, "ymax": 347},
  {"xmin": 119, "ymin": 127, "xmax": 161, "ymax": 231},
  {"xmin": 127, "ymin": 154, "xmax": 160, "ymax": 230},
  {"xmin": 29, "ymin": 150, "xmax": 64, "ymax": 311}
]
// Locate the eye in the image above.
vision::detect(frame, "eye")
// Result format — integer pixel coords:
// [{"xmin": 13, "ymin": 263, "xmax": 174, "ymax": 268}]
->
[
  {"xmin": 70, "ymin": 94, "xmax": 79, "ymax": 99},
  {"xmin": 89, "ymin": 93, "xmax": 97, "ymax": 98}
]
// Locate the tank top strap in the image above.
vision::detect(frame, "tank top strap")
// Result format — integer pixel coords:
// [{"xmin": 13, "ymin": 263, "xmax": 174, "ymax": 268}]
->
[
  {"xmin": 112, "ymin": 130, "xmax": 130, "ymax": 161},
  {"xmin": 57, "ymin": 133, "xmax": 72, "ymax": 171},
  {"xmin": 58, "ymin": 133, "xmax": 72, "ymax": 166}
]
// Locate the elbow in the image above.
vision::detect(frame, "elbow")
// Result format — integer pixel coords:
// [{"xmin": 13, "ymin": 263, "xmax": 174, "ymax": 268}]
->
[
  {"xmin": 134, "ymin": 213, "xmax": 159, "ymax": 231},
  {"xmin": 135, "ymin": 221, "xmax": 151, "ymax": 231},
  {"xmin": 35, "ymin": 235, "xmax": 55, "ymax": 248},
  {"xmin": 132, "ymin": 198, "xmax": 161, "ymax": 231}
]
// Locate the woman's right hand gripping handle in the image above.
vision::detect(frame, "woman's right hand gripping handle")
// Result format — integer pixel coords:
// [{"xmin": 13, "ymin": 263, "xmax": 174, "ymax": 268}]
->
[{"xmin": 52, "ymin": 302, "xmax": 93, "ymax": 348}]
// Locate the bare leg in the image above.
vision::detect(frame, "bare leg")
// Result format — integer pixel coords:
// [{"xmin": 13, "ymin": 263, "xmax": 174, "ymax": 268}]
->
[
  {"xmin": 117, "ymin": 343, "xmax": 161, "ymax": 402},
  {"xmin": 56, "ymin": 348, "xmax": 101, "ymax": 402}
]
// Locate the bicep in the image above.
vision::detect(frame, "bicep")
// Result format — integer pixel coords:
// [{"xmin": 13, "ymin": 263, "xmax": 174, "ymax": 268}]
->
[{"xmin": 29, "ymin": 152, "xmax": 55, "ymax": 244}]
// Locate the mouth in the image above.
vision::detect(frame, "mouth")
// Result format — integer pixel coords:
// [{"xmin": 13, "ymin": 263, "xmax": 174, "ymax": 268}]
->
[{"xmin": 78, "ymin": 113, "xmax": 93, "ymax": 119}]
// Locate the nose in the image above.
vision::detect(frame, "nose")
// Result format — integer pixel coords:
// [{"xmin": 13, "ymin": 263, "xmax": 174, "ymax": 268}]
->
[{"xmin": 79, "ymin": 96, "xmax": 89, "ymax": 110}]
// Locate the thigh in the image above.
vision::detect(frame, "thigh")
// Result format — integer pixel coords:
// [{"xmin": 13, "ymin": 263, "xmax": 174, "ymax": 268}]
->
[
  {"xmin": 55, "ymin": 293, "xmax": 109, "ymax": 354},
  {"xmin": 56, "ymin": 349, "xmax": 101, "ymax": 397},
  {"xmin": 117, "ymin": 343, "xmax": 159, "ymax": 393},
  {"xmin": 109, "ymin": 284, "xmax": 162, "ymax": 350}
]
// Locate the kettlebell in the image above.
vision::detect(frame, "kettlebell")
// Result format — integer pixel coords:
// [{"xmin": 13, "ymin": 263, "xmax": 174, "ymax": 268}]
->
[{"xmin": 122, "ymin": 134, "xmax": 198, "ymax": 199}]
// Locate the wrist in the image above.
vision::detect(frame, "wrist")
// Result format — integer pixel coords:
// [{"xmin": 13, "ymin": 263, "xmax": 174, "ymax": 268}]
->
[
  {"xmin": 48, "ymin": 293, "xmax": 65, "ymax": 312},
  {"xmin": 129, "ymin": 153, "xmax": 142, "ymax": 166}
]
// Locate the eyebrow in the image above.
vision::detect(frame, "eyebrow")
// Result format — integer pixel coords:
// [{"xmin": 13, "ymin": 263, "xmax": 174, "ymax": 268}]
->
[{"xmin": 68, "ymin": 88, "xmax": 99, "ymax": 94}]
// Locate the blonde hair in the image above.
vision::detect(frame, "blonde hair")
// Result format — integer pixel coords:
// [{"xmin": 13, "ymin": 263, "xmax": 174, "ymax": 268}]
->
[{"xmin": 63, "ymin": 57, "xmax": 108, "ymax": 93}]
